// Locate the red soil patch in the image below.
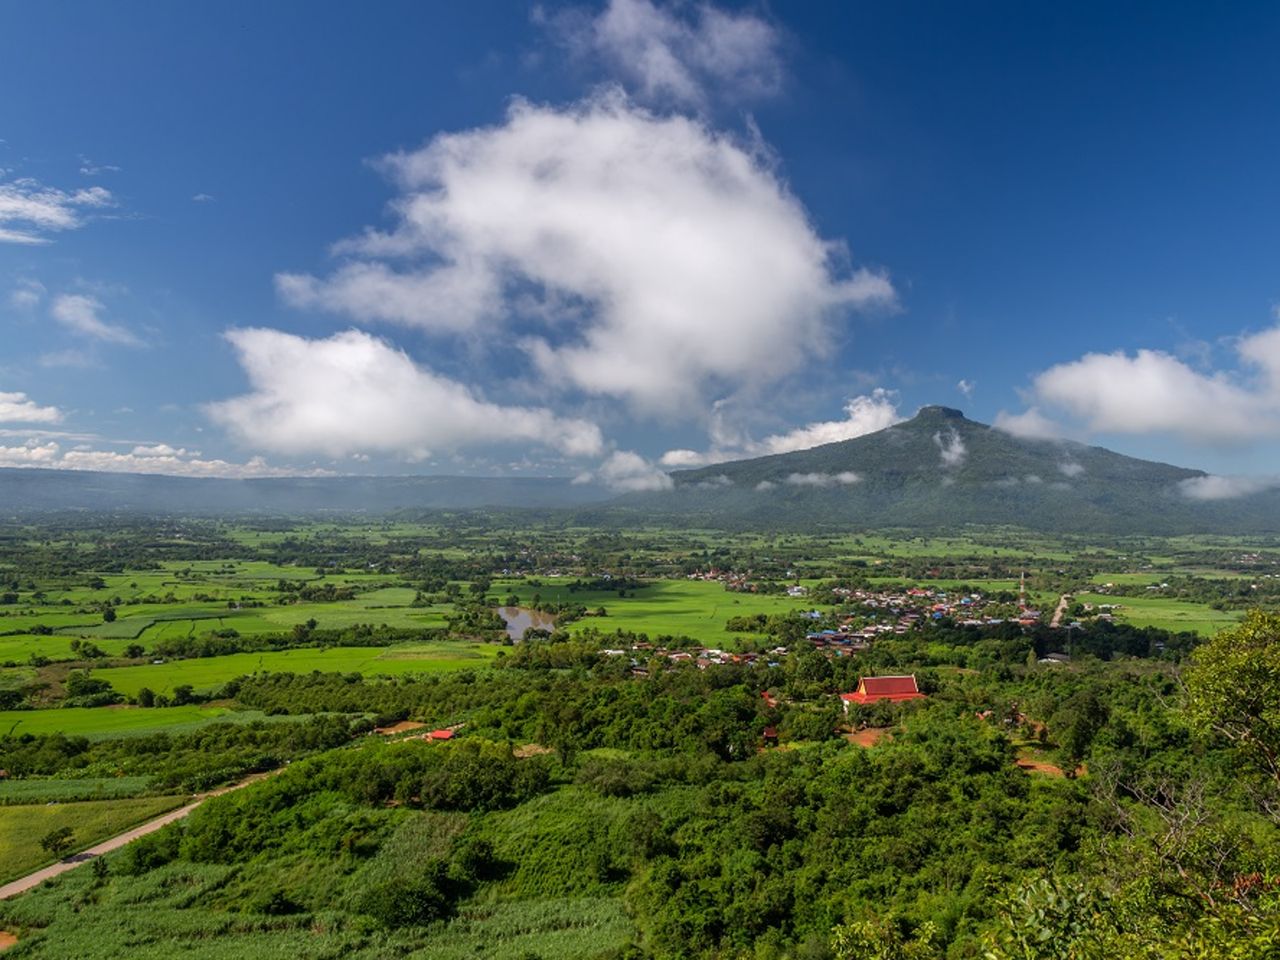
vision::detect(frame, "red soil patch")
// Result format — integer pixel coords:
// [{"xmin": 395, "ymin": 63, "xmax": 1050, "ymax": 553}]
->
[
  {"xmin": 846, "ymin": 727, "xmax": 891, "ymax": 748},
  {"xmin": 0, "ymin": 931, "xmax": 18, "ymax": 951},
  {"xmin": 1015, "ymin": 759, "xmax": 1065, "ymax": 777},
  {"xmin": 375, "ymin": 721, "xmax": 426, "ymax": 736}
]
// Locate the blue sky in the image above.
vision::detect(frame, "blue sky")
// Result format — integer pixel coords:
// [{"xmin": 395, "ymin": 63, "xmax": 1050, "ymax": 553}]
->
[{"xmin": 2, "ymin": 1, "xmax": 1279, "ymax": 492}]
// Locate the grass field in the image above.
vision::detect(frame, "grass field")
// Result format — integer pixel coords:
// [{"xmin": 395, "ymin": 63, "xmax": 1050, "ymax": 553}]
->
[
  {"xmin": 91, "ymin": 642, "xmax": 502, "ymax": 697},
  {"xmin": 494, "ymin": 578, "xmax": 809, "ymax": 644},
  {"xmin": 0, "ymin": 705, "xmax": 279, "ymax": 739},
  {"xmin": 0, "ymin": 777, "xmax": 152, "ymax": 805},
  {"xmin": 1075, "ymin": 592, "xmax": 1241, "ymax": 635},
  {"xmin": 0, "ymin": 795, "xmax": 186, "ymax": 884}
]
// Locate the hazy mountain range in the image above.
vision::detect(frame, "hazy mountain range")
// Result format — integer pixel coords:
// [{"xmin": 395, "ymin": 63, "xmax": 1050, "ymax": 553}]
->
[{"xmin": 4, "ymin": 406, "xmax": 1277, "ymax": 532}]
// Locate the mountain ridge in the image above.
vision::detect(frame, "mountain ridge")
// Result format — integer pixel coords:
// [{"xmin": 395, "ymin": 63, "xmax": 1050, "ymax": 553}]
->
[
  {"xmin": 621, "ymin": 406, "xmax": 1275, "ymax": 533},
  {"xmin": 3, "ymin": 407, "xmax": 1277, "ymax": 532}
]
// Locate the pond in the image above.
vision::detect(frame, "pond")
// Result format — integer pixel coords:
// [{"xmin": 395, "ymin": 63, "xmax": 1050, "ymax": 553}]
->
[{"xmin": 497, "ymin": 606, "xmax": 557, "ymax": 641}]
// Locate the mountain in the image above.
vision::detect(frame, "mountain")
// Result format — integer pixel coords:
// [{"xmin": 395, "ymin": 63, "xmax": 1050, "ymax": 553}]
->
[
  {"xmin": 619, "ymin": 406, "xmax": 1280, "ymax": 534},
  {"xmin": 4, "ymin": 407, "xmax": 1278, "ymax": 532},
  {"xmin": 0, "ymin": 469, "xmax": 612, "ymax": 517}
]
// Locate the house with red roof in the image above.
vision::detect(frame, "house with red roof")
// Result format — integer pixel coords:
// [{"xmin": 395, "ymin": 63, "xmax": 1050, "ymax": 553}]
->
[
  {"xmin": 424, "ymin": 729, "xmax": 455, "ymax": 741},
  {"xmin": 840, "ymin": 675, "xmax": 926, "ymax": 710}
]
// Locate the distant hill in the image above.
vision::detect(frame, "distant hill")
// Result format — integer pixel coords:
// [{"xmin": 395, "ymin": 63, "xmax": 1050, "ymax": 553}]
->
[
  {"xmin": 4, "ymin": 407, "xmax": 1278, "ymax": 532},
  {"xmin": 617, "ymin": 406, "xmax": 1280, "ymax": 534},
  {"xmin": 0, "ymin": 469, "xmax": 612, "ymax": 517}
]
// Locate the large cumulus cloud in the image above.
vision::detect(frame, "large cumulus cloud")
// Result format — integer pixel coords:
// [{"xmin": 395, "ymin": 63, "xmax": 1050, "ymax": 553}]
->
[{"xmin": 277, "ymin": 93, "xmax": 894, "ymax": 418}]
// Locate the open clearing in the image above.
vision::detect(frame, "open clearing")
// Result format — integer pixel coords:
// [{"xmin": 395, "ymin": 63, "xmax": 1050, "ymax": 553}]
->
[
  {"xmin": 494, "ymin": 578, "xmax": 809, "ymax": 645},
  {"xmin": 0, "ymin": 795, "xmax": 185, "ymax": 885},
  {"xmin": 1074, "ymin": 592, "xmax": 1241, "ymax": 635},
  {"xmin": 0, "ymin": 705, "xmax": 282, "ymax": 739}
]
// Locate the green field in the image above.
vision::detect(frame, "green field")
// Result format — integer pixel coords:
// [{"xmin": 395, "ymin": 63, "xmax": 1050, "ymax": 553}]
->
[
  {"xmin": 91, "ymin": 642, "xmax": 502, "ymax": 697},
  {"xmin": 1075, "ymin": 592, "xmax": 1242, "ymax": 635},
  {"xmin": 0, "ymin": 777, "xmax": 152, "ymax": 805},
  {"xmin": 0, "ymin": 795, "xmax": 186, "ymax": 883},
  {"xmin": 0, "ymin": 705, "xmax": 269, "ymax": 739},
  {"xmin": 494, "ymin": 578, "xmax": 809, "ymax": 644}
]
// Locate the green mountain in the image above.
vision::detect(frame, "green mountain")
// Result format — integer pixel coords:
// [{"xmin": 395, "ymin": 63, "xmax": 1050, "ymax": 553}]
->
[
  {"xmin": 4, "ymin": 407, "xmax": 1277, "ymax": 532},
  {"xmin": 623, "ymin": 405, "xmax": 1280, "ymax": 533}
]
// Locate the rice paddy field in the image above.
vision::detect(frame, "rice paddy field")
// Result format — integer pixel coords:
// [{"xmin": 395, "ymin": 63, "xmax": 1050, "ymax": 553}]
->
[
  {"xmin": 1073, "ymin": 592, "xmax": 1242, "ymax": 635},
  {"xmin": 91, "ymin": 641, "xmax": 501, "ymax": 698},
  {"xmin": 493, "ymin": 577, "xmax": 811, "ymax": 645},
  {"xmin": 0, "ymin": 705, "xmax": 279, "ymax": 738}
]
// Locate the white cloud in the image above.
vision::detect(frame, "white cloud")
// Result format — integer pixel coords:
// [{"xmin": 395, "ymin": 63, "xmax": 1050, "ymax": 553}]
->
[
  {"xmin": 278, "ymin": 93, "xmax": 893, "ymax": 417},
  {"xmin": 547, "ymin": 0, "xmax": 783, "ymax": 109},
  {"xmin": 754, "ymin": 479, "xmax": 776, "ymax": 491},
  {"xmin": 8, "ymin": 279, "xmax": 45, "ymax": 310},
  {"xmin": 78, "ymin": 159, "xmax": 121, "ymax": 176},
  {"xmin": 192, "ymin": 193, "xmax": 216, "ymax": 203},
  {"xmin": 660, "ymin": 389, "xmax": 901, "ymax": 467},
  {"xmin": 1058, "ymin": 460, "xmax": 1085, "ymax": 478},
  {"xmin": 594, "ymin": 449, "xmax": 673, "ymax": 492},
  {"xmin": 50, "ymin": 294, "xmax": 141, "ymax": 346},
  {"xmin": 957, "ymin": 378, "xmax": 975, "ymax": 398},
  {"xmin": 993, "ymin": 406, "xmax": 1067, "ymax": 441},
  {"xmin": 38, "ymin": 349, "xmax": 97, "ymax": 369},
  {"xmin": 752, "ymin": 390, "xmax": 901, "ymax": 456},
  {"xmin": 1009, "ymin": 323, "xmax": 1280, "ymax": 444},
  {"xmin": 934, "ymin": 428, "xmax": 967, "ymax": 468},
  {"xmin": 206, "ymin": 328, "xmax": 604, "ymax": 461},
  {"xmin": 1179, "ymin": 474, "xmax": 1280, "ymax": 501},
  {"xmin": 0, "ymin": 178, "xmax": 114, "ymax": 244},
  {"xmin": 0, "ymin": 441, "xmax": 60, "ymax": 466},
  {"xmin": 0, "ymin": 391, "xmax": 62, "ymax": 424},
  {"xmin": 693, "ymin": 474, "xmax": 733, "ymax": 489},
  {"xmin": 0, "ymin": 437, "xmax": 327, "ymax": 478},
  {"xmin": 278, "ymin": 261, "xmax": 500, "ymax": 334},
  {"xmin": 784, "ymin": 471, "xmax": 860, "ymax": 488}
]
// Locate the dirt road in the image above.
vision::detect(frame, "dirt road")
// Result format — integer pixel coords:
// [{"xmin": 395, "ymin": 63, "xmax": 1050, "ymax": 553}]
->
[
  {"xmin": 0, "ymin": 771, "xmax": 274, "ymax": 901},
  {"xmin": 1050, "ymin": 594, "xmax": 1071, "ymax": 628}
]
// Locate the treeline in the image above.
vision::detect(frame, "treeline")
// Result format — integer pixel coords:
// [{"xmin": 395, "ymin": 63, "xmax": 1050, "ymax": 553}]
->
[
  {"xmin": 0, "ymin": 714, "xmax": 360, "ymax": 791},
  {"xmin": 1098, "ymin": 573, "xmax": 1280, "ymax": 610},
  {"xmin": 150, "ymin": 622, "xmax": 448, "ymax": 659}
]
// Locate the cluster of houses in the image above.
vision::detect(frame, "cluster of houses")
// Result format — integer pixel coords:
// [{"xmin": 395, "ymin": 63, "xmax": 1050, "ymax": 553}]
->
[
  {"xmin": 601, "ymin": 641, "xmax": 788, "ymax": 673},
  {"xmin": 686, "ymin": 568, "xmax": 769, "ymax": 592},
  {"xmin": 803, "ymin": 585, "xmax": 1040, "ymax": 654}
]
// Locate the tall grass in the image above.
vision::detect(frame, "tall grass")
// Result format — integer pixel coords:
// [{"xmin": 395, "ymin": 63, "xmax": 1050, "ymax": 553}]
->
[{"xmin": 0, "ymin": 777, "xmax": 152, "ymax": 805}]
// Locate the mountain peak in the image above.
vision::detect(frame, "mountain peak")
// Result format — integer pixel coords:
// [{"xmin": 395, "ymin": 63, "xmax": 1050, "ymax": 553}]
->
[{"xmin": 910, "ymin": 405, "xmax": 967, "ymax": 422}]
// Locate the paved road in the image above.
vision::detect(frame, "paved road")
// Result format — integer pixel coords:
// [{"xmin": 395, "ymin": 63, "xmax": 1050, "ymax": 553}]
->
[{"xmin": 0, "ymin": 772, "xmax": 273, "ymax": 901}]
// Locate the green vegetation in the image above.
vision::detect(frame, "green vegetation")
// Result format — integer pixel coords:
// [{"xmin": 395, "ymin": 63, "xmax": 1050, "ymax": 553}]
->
[
  {"xmin": 0, "ymin": 777, "xmax": 152, "ymax": 805},
  {"xmin": 0, "ymin": 516, "xmax": 1278, "ymax": 956},
  {"xmin": 92, "ymin": 642, "xmax": 499, "ymax": 698},
  {"xmin": 0, "ymin": 795, "xmax": 185, "ymax": 883},
  {"xmin": 1074, "ymin": 592, "xmax": 1242, "ymax": 634}
]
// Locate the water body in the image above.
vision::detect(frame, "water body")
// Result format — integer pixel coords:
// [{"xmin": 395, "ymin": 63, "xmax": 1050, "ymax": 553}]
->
[{"xmin": 498, "ymin": 607, "xmax": 557, "ymax": 641}]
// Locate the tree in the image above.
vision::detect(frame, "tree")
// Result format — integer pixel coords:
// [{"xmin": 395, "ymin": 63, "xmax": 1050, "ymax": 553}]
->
[
  {"xmin": 1049, "ymin": 688, "xmax": 1107, "ymax": 772},
  {"xmin": 137, "ymin": 686, "xmax": 156, "ymax": 707},
  {"xmin": 1185, "ymin": 610, "xmax": 1280, "ymax": 787},
  {"xmin": 102, "ymin": 607, "xmax": 116, "ymax": 623},
  {"xmin": 40, "ymin": 826, "xmax": 76, "ymax": 858}
]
